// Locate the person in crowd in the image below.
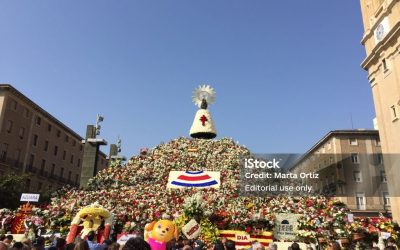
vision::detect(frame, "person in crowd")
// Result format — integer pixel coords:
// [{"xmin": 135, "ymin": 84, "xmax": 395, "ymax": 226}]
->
[
  {"xmin": 268, "ymin": 243, "xmax": 277, "ymax": 250},
  {"xmin": 387, "ymin": 237, "xmax": 399, "ymax": 249},
  {"xmin": 212, "ymin": 241, "xmax": 224, "ymax": 250},
  {"xmin": 3, "ymin": 235, "xmax": 13, "ymax": 247},
  {"xmin": 22, "ymin": 238, "xmax": 32, "ymax": 249},
  {"xmin": 56, "ymin": 238, "xmax": 67, "ymax": 250},
  {"xmin": 224, "ymin": 240, "xmax": 235, "ymax": 250},
  {"xmin": 182, "ymin": 246, "xmax": 192, "ymax": 250},
  {"xmin": 193, "ymin": 240, "xmax": 204, "ymax": 250},
  {"xmin": 0, "ymin": 242, "xmax": 6, "ymax": 250},
  {"xmin": 290, "ymin": 243, "xmax": 300, "ymax": 250},
  {"xmin": 86, "ymin": 231, "xmax": 106, "ymax": 250},
  {"xmin": 122, "ymin": 237, "xmax": 150, "ymax": 250},
  {"xmin": 102, "ymin": 240, "xmax": 112, "ymax": 250},
  {"xmin": 166, "ymin": 239, "xmax": 177, "ymax": 250},
  {"xmin": 74, "ymin": 240, "xmax": 89, "ymax": 250},
  {"xmin": 33, "ymin": 236, "xmax": 46, "ymax": 250},
  {"xmin": 12, "ymin": 242, "xmax": 24, "ymax": 250},
  {"xmin": 182, "ymin": 240, "xmax": 192, "ymax": 250},
  {"xmin": 65, "ymin": 243, "xmax": 76, "ymax": 250},
  {"xmin": 250, "ymin": 241, "xmax": 263, "ymax": 250},
  {"xmin": 107, "ymin": 243, "xmax": 120, "ymax": 250},
  {"xmin": 327, "ymin": 241, "xmax": 341, "ymax": 250}
]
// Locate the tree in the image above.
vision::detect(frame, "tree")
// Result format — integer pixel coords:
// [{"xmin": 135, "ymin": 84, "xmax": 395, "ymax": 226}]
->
[{"xmin": 0, "ymin": 173, "xmax": 28, "ymax": 209}]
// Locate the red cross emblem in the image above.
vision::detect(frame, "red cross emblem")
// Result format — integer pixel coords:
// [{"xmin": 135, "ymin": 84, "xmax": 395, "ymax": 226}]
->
[{"xmin": 200, "ymin": 115, "xmax": 208, "ymax": 126}]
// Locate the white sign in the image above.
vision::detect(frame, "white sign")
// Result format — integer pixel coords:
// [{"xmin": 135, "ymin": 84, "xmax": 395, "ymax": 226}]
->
[
  {"xmin": 167, "ymin": 171, "xmax": 220, "ymax": 189},
  {"xmin": 182, "ymin": 219, "xmax": 201, "ymax": 239},
  {"xmin": 347, "ymin": 213, "xmax": 354, "ymax": 223},
  {"xmin": 380, "ymin": 232, "xmax": 392, "ymax": 239},
  {"xmin": 117, "ymin": 234, "xmax": 136, "ymax": 245},
  {"xmin": 274, "ymin": 213, "xmax": 301, "ymax": 241},
  {"xmin": 20, "ymin": 193, "xmax": 40, "ymax": 202}
]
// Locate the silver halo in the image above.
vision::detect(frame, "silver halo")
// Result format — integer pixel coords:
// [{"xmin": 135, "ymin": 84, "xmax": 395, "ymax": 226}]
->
[{"xmin": 192, "ymin": 85, "xmax": 216, "ymax": 108}]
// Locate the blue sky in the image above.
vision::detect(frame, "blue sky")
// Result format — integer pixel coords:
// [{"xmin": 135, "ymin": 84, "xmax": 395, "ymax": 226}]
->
[{"xmin": 0, "ymin": 1, "xmax": 374, "ymax": 156}]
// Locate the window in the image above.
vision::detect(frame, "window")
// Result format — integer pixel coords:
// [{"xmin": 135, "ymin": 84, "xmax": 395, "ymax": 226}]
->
[
  {"xmin": 354, "ymin": 171, "xmax": 362, "ymax": 182},
  {"xmin": 63, "ymin": 150, "xmax": 66, "ymax": 160},
  {"xmin": 383, "ymin": 192, "xmax": 390, "ymax": 205},
  {"xmin": 54, "ymin": 146, "xmax": 58, "ymax": 156},
  {"xmin": 14, "ymin": 149, "xmax": 21, "ymax": 166},
  {"xmin": 33, "ymin": 134, "xmax": 39, "ymax": 146},
  {"xmin": 35, "ymin": 116, "xmax": 41, "ymax": 125},
  {"xmin": 23, "ymin": 108, "xmax": 29, "ymax": 118},
  {"xmin": 375, "ymin": 138, "xmax": 381, "ymax": 146},
  {"xmin": 351, "ymin": 153, "xmax": 359, "ymax": 164},
  {"xmin": 390, "ymin": 105, "xmax": 398, "ymax": 121},
  {"xmin": 44, "ymin": 140, "xmax": 49, "ymax": 152},
  {"xmin": 349, "ymin": 138, "xmax": 358, "ymax": 146},
  {"xmin": 40, "ymin": 159, "xmax": 46, "ymax": 172},
  {"xmin": 68, "ymin": 171, "xmax": 71, "ymax": 181},
  {"xmin": 75, "ymin": 174, "xmax": 79, "ymax": 185},
  {"xmin": 77, "ymin": 158, "xmax": 81, "ymax": 167},
  {"xmin": 80, "ymin": 145, "xmax": 83, "ymax": 151},
  {"xmin": 48, "ymin": 124, "xmax": 52, "ymax": 132},
  {"xmin": 377, "ymin": 153, "xmax": 384, "ymax": 165},
  {"xmin": 48, "ymin": 185, "xmax": 53, "ymax": 191},
  {"xmin": 382, "ymin": 58, "xmax": 388, "ymax": 72},
  {"xmin": 51, "ymin": 164, "xmax": 55, "ymax": 177},
  {"xmin": 57, "ymin": 130, "xmax": 61, "ymax": 137},
  {"xmin": 10, "ymin": 99, "xmax": 17, "ymax": 110},
  {"xmin": 381, "ymin": 171, "xmax": 387, "ymax": 182},
  {"xmin": 28, "ymin": 154, "xmax": 35, "ymax": 167},
  {"xmin": 37, "ymin": 182, "xmax": 42, "ymax": 192},
  {"xmin": 356, "ymin": 192, "xmax": 366, "ymax": 210},
  {"xmin": 65, "ymin": 135, "xmax": 69, "ymax": 142},
  {"xmin": 26, "ymin": 179, "xmax": 31, "ymax": 191},
  {"xmin": 0, "ymin": 143, "xmax": 9, "ymax": 160},
  {"xmin": 72, "ymin": 140, "xmax": 76, "ymax": 147},
  {"xmin": 6, "ymin": 120, "xmax": 13, "ymax": 133},
  {"xmin": 60, "ymin": 168, "xmax": 64, "ymax": 178},
  {"xmin": 19, "ymin": 127, "xmax": 25, "ymax": 139},
  {"xmin": 70, "ymin": 155, "xmax": 74, "ymax": 164},
  {"xmin": 327, "ymin": 142, "xmax": 332, "ymax": 150}
]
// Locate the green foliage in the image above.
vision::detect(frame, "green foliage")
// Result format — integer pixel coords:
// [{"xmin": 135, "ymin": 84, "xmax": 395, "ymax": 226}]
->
[{"xmin": 0, "ymin": 173, "xmax": 28, "ymax": 209}]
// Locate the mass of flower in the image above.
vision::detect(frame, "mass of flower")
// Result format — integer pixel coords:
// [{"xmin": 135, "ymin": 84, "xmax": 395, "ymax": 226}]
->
[{"xmin": 0, "ymin": 137, "xmax": 398, "ymax": 246}]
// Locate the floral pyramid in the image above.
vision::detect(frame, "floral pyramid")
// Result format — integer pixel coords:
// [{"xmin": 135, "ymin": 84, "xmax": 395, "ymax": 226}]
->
[{"xmin": 2, "ymin": 137, "xmax": 396, "ymax": 246}]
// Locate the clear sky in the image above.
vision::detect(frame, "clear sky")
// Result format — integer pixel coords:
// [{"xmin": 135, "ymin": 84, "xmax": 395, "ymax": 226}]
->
[{"xmin": 0, "ymin": 1, "xmax": 374, "ymax": 156}]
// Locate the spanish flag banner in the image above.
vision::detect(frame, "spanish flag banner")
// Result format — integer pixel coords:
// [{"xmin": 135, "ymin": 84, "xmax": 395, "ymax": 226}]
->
[{"xmin": 218, "ymin": 230, "xmax": 273, "ymax": 249}]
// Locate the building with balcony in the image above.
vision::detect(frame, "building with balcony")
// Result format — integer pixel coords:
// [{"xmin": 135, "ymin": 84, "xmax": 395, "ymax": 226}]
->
[
  {"xmin": 0, "ymin": 84, "xmax": 108, "ymax": 193},
  {"xmin": 290, "ymin": 130, "xmax": 389, "ymax": 216}
]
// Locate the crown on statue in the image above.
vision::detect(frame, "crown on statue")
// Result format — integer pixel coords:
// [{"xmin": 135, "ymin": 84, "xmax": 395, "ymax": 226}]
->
[{"xmin": 192, "ymin": 85, "xmax": 216, "ymax": 108}]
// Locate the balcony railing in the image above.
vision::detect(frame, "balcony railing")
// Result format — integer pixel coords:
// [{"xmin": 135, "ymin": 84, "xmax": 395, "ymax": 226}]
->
[{"xmin": 0, "ymin": 156, "xmax": 24, "ymax": 169}]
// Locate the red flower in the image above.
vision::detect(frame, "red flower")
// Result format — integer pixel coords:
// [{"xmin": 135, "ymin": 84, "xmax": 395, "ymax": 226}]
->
[{"xmin": 245, "ymin": 226, "xmax": 252, "ymax": 233}]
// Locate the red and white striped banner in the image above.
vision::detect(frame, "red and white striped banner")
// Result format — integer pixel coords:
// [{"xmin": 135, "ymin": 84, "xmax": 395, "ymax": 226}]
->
[{"xmin": 219, "ymin": 230, "xmax": 273, "ymax": 249}]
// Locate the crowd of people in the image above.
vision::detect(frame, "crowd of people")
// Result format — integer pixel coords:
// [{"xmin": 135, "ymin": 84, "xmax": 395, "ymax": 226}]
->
[{"xmin": 1, "ymin": 232, "xmax": 399, "ymax": 250}]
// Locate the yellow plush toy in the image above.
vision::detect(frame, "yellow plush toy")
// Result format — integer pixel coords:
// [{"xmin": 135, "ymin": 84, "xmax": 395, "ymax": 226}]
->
[
  {"xmin": 66, "ymin": 203, "xmax": 113, "ymax": 244},
  {"xmin": 144, "ymin": 220, "xmax": 177, "ymax": 250}
]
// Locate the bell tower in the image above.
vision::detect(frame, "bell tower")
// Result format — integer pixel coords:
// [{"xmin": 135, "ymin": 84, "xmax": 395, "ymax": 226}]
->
[{"xmin": 360, "ymin": 0, "xmax": 400, "ymax": 221}]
